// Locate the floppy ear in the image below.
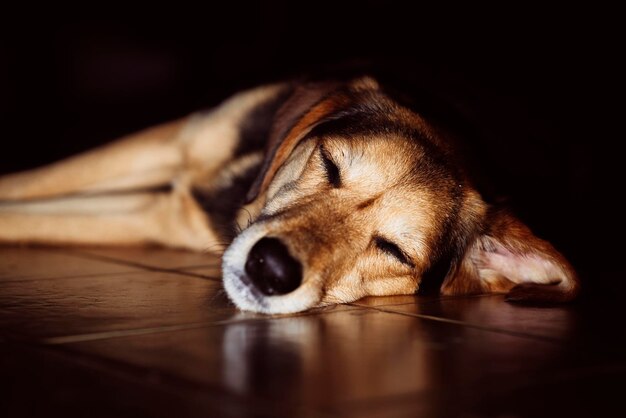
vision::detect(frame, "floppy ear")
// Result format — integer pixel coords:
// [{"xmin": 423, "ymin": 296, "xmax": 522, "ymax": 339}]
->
[
  {"xmin": 441, "ymin": 208, "xmax": 580, "ymax": 303},
  {"xmin": 245, "ymin": 78, "xmax": 380, "ymax": 203}
]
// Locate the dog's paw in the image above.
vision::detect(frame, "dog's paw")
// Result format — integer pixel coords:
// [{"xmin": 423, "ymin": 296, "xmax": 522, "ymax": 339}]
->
[{"xmin": 505, "ymin": 282, "xmax": 577, "ymax": 304}]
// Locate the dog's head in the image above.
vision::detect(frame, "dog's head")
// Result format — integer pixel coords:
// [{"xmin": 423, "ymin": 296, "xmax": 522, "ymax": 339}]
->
[{"xmin": 223, "ymin": 77, "xmax": 578, "ymax": 313}]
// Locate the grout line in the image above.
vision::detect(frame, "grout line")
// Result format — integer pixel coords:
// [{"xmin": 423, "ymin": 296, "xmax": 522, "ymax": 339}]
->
[
  {"xmin": 354, "ymin": 304, "xmax": 564, "ymax": 344},
  {"xmin": 2, "ymin": 269, "xmax": 221, "ymax": 284},
  {"xmin": 39, "ymin": 305, "xmax": 364, "ymax": 345},
  {"xmin": 41, "ymin": 322, "xmax": 226, "ymax": 345},
  {"xmin": 351, "ymin": 302, "xmax": 418, "ymax": 308},
  {"xmin": 58, "ymin": 249, "xmax": 222, "ymax": 282},
  {"xmin": 175, "ymin": 263, "xmax": 222, "ymax": 270},
  {"xmin": 0, "ymin": 270, "xmax": 145, "ymax": 283},
  {"xmin": 164, "ymin": 270, "xmax": 222, "ymax": 281}
]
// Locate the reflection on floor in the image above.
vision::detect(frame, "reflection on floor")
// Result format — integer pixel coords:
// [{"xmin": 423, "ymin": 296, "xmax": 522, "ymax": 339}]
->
[{"xmin": 1, "ymin": 246, "xmax": 623, "ymax": 417}]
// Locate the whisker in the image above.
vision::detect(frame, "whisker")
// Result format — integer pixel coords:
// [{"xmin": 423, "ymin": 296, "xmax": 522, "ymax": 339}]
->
[
  {"xmin": 206, "ymin": 288, "xmax": 228, "ymax": 306},
  {"xmin": 203, "ymin": 242, "xmax": 231, "ymax": 254}
]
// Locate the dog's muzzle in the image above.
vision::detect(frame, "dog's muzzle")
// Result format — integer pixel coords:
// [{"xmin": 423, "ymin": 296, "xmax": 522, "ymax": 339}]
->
[{"xmin": 244, "ymin": 237, "xmax": 302, "ymax": 295}]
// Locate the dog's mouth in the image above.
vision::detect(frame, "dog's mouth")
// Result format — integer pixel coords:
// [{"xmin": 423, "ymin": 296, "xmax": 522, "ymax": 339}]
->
[{"xmin": 222, "ymin": 225, "xmax": 322, "ymax": 314}]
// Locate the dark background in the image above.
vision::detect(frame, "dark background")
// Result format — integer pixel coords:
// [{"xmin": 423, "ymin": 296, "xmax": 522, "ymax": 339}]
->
[{"xmin": 1, "ymin": 4, "xmax": 622, "ymax": 290}]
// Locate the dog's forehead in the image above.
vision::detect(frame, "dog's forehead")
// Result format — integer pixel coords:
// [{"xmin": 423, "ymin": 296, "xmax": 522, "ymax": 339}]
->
[
  {"xmin": 325, "ymin": 133, "xmax": 442, "ymax": 230},
  {"xmin": 325, "ymin": 134, "xmax": 431, "ymax": 188}
]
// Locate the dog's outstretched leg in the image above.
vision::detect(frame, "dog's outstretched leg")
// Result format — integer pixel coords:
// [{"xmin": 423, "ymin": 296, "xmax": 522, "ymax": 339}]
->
[
  {"xmin": 0, "ymin": 119, "xmax": 190, "ymax": 201},
  {"xmin": 0, "ymin": 84, "xmax": 286, "ymax": 202},
  {"xmin": 0, "ymin": 188, "xmax": 218, "ymax": 251},
  {"xmin": 0, "ymin": 84, "xmax": 285, "ymax": 249}
]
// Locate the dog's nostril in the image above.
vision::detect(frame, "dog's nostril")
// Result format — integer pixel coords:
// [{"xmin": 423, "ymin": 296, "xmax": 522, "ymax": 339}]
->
[{"xmin": 245, "ymin": 237, "xmax": 302, "ymax": 296}]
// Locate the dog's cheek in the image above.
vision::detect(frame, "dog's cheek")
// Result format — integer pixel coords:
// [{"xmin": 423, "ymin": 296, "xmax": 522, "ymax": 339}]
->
[
  {"xmin": 363, "ymin": 274, "xmax": 418, "ymax": 297},
  {"xmin": 318, "ymin": 270, "xmax": 367, "ymax": 305},
  {"xmin": 357, "ymin": 256, "xmax": 416, "ymax": 296}
]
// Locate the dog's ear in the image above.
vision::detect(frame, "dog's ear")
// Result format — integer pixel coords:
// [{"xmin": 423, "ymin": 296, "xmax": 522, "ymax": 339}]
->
[
  {"xmin": 245, "ymin": 77, "xmax": 379, "ymax": 203},
  {"xmin": 440, "ymin": 208, "xmax": 580, "ymax": 303},
  {"xmin": 245, "ymin": 81, "xmax": 344, "ymax": 203}
]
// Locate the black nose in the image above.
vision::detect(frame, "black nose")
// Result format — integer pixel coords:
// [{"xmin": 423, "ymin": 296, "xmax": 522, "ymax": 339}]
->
[{"xmin": 245, "ymin": 237, "xmax": 302, "ymax": 296}]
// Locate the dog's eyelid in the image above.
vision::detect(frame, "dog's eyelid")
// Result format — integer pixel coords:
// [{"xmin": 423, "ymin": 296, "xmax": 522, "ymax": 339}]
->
[
  {"xmin": 319, "ymin": 144, "xmax": 335, "ymax": 164},
  {"xmin": 374, "ymin": 236, "xmax": 415, "ymax": 268},
  {"xmin": 319, "ymin": 145, "xmax": 341, "ymax": 188}
]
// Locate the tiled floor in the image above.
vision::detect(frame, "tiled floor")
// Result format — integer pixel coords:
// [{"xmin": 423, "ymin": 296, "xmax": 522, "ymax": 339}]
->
[{"xmin": 1, "ymin": 246, "xmax": 624, "ymax": 418}]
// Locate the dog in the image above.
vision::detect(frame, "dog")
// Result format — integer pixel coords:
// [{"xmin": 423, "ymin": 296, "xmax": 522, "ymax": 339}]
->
[{"xmin": 0, "ymin": 76, "xmax": 580, "ymax": 313}]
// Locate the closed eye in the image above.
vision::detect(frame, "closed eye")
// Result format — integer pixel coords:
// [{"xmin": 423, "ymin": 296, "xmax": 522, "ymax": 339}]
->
[
  {"xmin": 320, "ymin": 145, "xmax": 341, "ymax": 188},
  {"xmin": 374, "ymin": 236, "xmax": 415, "ymax": 268}
]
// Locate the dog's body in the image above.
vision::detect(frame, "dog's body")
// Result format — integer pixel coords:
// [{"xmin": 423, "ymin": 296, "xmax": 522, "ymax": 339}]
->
[{"xmin": 0, "ymin": 77, "xmax": 579, "ymax": 313}]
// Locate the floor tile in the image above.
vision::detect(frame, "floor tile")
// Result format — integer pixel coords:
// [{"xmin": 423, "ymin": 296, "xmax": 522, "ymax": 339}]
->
[
  {"xmin": 65, "ymin": 307, "xmax": 591, "ymax": 412},
  {"xmin": 181, "ymin": 264, "xmax": 223, "ymax": 279},
  {"xmin": 0, "ymin": 271, "xmax": 248, "ymax": 341},
  {"xmin": 2, "ymin": 246, "xmax": 625, "ymax": 417},
  {"xmin": 0, "ymin": 246, "xmax": 138, "ymax": 281},
  {"xmin": 369, "ymin": 295, "xmax": 579, "ymax": 341},
  {"xmin": 363, "ymin": 295, "xmax": 626, "ymax": 373},
  {"xmin": 1, "ymin": 342, "xmax": 298, "ymax": 418}
]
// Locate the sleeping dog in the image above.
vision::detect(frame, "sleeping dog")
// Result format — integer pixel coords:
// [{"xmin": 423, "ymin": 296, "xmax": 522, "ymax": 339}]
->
[{"xmin": 0, "ymin": 77, "xmax": 579, "ymax": 313}]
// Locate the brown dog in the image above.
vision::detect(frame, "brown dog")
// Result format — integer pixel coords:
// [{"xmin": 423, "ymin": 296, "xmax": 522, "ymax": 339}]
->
[{"xmin": 0, "ymin": 77, "xmax": 579, "ymax": 313}]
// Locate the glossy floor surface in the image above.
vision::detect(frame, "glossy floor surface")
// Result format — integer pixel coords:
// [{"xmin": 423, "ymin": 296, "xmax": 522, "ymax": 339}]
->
[{"xmin": 1, "ymin": 246, "xmax": 624, "ymax": 417}]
